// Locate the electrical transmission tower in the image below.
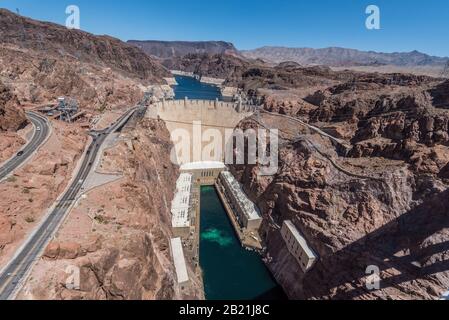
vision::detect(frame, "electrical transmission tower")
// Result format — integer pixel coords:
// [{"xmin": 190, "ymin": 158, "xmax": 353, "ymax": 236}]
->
[
  {"xmin": 350, "ymin": 75, "xmax": 357, "ymax": 91},
  {"xmin": 441, "ymin": 61, "xmax": 449, "ymax": 78}
]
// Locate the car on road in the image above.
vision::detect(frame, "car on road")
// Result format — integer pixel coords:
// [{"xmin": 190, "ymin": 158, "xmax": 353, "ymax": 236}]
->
[
  {"xmin": 16, "ymin": 151, "xmax": 24, "ymax": 157},
  {"xmin": 36, "ymin": 127, "xmax": 41, "ymax": 131}
]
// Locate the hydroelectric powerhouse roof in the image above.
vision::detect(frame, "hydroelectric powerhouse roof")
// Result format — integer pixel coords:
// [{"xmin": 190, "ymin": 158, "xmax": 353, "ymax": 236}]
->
[
  {"xmin": 283, "ymin": 220, "xmax": 317, "ymax": 260},
  {"xmin": 220, "ymin": 171, "xmax": 261, "ymax": 221},
  {"xmin": 171, "ymin": 173, "xmax": 193, "ymax": 228},
  {"xmin": 170, "ymin": 237, "xmax": 189, "ymax": 284},
  {"xmin": 180, "ymin": 161, "xmax": 226, "ymax": 171}
]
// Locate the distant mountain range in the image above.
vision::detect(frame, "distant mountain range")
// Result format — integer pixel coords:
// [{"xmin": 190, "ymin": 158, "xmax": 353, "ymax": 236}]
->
[
  {"xmin": 241, "ymin": 46, "xmax": 449, "ymax": 67},
  {"xmin": 127, "ymin": 40, "xmax": 239, "ymax": 59},
  {"xmin": 127, "ymin": 40, "xmax": 449, "ymax": 70}
]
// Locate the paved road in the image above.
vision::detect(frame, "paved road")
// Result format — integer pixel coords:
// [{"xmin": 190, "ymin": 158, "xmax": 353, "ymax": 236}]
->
[
  {"xmin": 259, "ymin": 109, "xmax": 350, "ymax": 148},
  {"xmin": 0, "ymin": 107, "xmax": 139, "ymax": 300},
  {"xmin": 0, "ymin": 112, "xmax": 50, "ymax": 182}
]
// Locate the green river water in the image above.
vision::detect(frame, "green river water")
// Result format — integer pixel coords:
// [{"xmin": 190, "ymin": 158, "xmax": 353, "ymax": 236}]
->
[{"xmin": 199, "ymin": 187, "xmax": 286, "ymax": 300}]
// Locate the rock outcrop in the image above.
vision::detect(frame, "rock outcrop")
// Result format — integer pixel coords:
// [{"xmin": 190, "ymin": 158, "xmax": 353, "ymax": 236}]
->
[
  {"xmin": 128, "ymin": 40, "xmax": 240, "ymax": 59},
  {"xmin": 228, "ymin": 69, "xmax": 449, "ymax": 300},
  {"xmin": 429, "ymin": 80, "xmax": 449, "ymax": 108},
  {"xmin": 165, "ymin": 53, "xmax": 353, "ymax": 92},
  {"xmin": 231, "ymin": 111, "xmax": 449, "ymax": 300},
  {"xmin": 300, "ymin": 75, "xmax": 449, "ymax": 176},
  {"xmin": 0, "ymin": 80, "xmax": 28, "ymax": 131},
  {"xmin": 0, "ymin": 9, "xmax": 170, "ymax": 111}
]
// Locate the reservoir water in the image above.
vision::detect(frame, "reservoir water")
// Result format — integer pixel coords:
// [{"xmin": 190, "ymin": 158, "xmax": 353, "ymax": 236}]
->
[
  {"xmin": 174, "ymin": 75, "xmax": 222, "ymax": 100},
  {"xmin": 173, "ymin": 75, "xmax": 286, "ymax": 300}
]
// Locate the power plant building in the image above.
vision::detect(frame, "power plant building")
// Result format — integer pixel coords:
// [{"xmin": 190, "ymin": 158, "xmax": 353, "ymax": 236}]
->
[
  {"xmin": 171, "ymin": 173, "xmax": 193, "ymax": 238},
  {"xmin": 218, "ymin": 171, "xmax": 262, "ymax": 231},
  {"xmin": 281, "ymin": 220, "xmax": 318, "ymax": 272}
]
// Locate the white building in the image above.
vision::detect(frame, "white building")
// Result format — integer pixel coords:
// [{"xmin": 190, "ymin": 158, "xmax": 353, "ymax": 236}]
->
[
  {"xmin": 176, "ymin": 173, "xmax": 193, "ymax": 192},
  {"xmin": 170, "ymin": 238, "xmax": 189, "ymax": 285},
  {"xmin": 218, "ymin": 171, "xmax": 262, "ymax": 231},
  {"xmin": 171, "ymin": 173, "xmax": 193, "ymax": 237},
  {"xmin": 281, "ymin": 220, "xmax": 318, "ymax": 273},
  {"xmin": 180, "ymin": 161, "xmax": 226, "ymax": 186}
]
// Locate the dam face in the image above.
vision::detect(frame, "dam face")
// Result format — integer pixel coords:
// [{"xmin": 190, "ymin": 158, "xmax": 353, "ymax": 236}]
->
[{"xmin": 147, "ymin": 98, "xmax": 256, "ymax": 165}]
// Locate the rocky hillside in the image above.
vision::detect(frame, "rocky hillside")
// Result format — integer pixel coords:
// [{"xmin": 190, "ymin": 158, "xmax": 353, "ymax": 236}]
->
[
  {"xmin": 242, "ymin": 46, "xmax": 449, "ymax": 67},
  {"xmin": 229, "ymin": 72, "xmax": 449, "ymax": 300},
  {"xmin": 0, "ymin": 9, "xmax": 169, "ymax": 110},
  {"xmin": 0, "ymin": 80, "xmax": 28, "ymax": 131},
  {"xmin": 429, "ymin": 80, "xmax": 449, "ymax": 108},
  {"xmin": 164, "ymin": 53, "xmax": 357, "ymax": 92},
  {"xmin": 0, "ymin": 120, "xmax": 88, "ymax": 270},
  {"xmin": 128, "ymin": 40, "xmax": 239, "ymax": 59},
  {"xmin": 0, "ymin": 80, "xmax": 29, "ymax": 164},
  {"xmin": 163, "ymin": 53, "xmax": 251, "ymax": 78},
  {"xmin": 18, "ymin": 116, "xmax": 203, "ymax": 300}
]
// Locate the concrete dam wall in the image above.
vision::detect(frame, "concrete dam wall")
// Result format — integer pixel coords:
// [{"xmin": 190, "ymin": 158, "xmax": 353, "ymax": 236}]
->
[{"xmin": 147, "ymin": 99, "xmax": 257, "ymax": 165}]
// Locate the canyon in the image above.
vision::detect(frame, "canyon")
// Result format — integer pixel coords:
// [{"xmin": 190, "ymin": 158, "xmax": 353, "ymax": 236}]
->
[
  {"xmin": 160, "ymin": 45, "xmax": 449, "ymax": 299},
  {"xmin": 1, "ymin": 8, "xmax": 448, "ymax": 301}
]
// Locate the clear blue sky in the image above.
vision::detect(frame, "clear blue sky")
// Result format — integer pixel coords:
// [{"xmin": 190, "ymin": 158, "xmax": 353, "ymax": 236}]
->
[{"xmin": 1, "ymin": 0, "xmax": 448, "ymax": 57}]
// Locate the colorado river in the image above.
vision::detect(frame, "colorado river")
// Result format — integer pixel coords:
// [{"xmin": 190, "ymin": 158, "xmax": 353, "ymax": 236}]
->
[{"xmin": 200, "ymin": 187, "xmax": 286, "ymax": 300}]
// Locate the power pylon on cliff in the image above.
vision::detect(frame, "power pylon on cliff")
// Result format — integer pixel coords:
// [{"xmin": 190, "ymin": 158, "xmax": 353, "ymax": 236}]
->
[{"xmin": 441, "ymin": 61, "xmax": 449, "ymax": 78}]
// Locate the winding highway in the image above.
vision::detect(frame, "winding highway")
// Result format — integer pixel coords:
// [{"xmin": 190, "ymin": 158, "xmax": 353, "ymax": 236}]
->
[
  {"xmin": 0, "ymin": 112, "xmax": 50, "ymax": 182},
  {"xmin": 0, "ymin": 107, "xmax": 139, "ymax": 300}
]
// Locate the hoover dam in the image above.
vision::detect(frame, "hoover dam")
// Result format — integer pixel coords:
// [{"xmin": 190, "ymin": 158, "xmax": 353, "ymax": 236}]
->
[
  {"xmin": 1, "ymin": 4, "xmax": 448, "ymax": 304},
  {"xmin": 154, "ymin": 76, "xmax": 285, "ymax": 300},
  {"xmin": 147, "ymin": 78, "xmax": 257, "ymax": 165}
]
